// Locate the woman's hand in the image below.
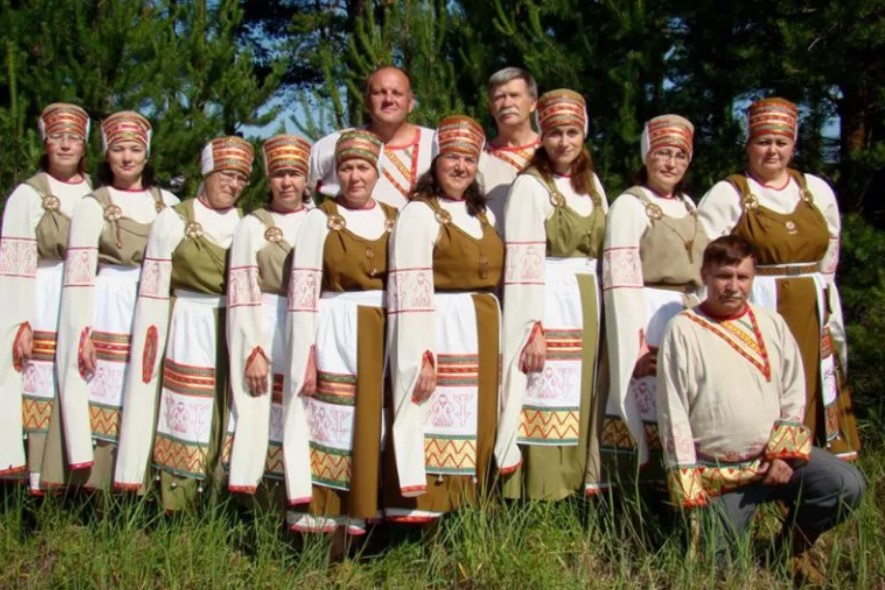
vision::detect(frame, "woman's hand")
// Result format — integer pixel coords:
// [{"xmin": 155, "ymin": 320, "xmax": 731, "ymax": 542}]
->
[
  {"xmin": 300, "ymin": 346, "xmax": 318, "ymax": 397},
  {"xmin": 632, "ymin": 329, "xmax": 658, "ymax": 378},
  {"xmin": 245, "ymin": 349, "xmax": 270, "ymax": 396},
  {"xmin": 412, "ymin": 352, "xmax": 437, "ymax": 403},
  {"xmin": 519, "ymin": 323, "xmax": 546, "ymax": 374},
  {"xmin": 12, "ymin": 323, "xmax": 33, "ymax": 371},
  {"xmin": 79, "ymin": 333, "xmax": 97, "ymax": 377}
]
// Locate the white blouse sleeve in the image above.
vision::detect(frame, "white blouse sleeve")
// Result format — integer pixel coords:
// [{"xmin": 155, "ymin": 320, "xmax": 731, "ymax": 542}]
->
[
  {"xmin": 282, "ymin": 208, "xmax": 329, "ymax": 505},
  {"xmin": 494, "ymin": 174, "xmax": 551, "ymax": 472},
  {"xmin": 113, "ymin": 207, "xmax": 184, "ymax": 489},
  {"xmin": 388, "ymin": 200, "xmax": 440, "ymax": 494},
  {"xmin": 806, "ymin": 174, "xmax": 848, "ymax": 370},
  {"xmin": 54, "ymin": 196, "xmax": 104, "ymax": 466},
  {"xmin": 697, "ymin": 180, "xmax": 743, "ymax": 238},
  {"xmin": 601, "ymin": 192, "xmax": 653, "ymax": 452},
  {"xmin": 0, "ymin": 184, "xmax": 43, "ymax": 473}
]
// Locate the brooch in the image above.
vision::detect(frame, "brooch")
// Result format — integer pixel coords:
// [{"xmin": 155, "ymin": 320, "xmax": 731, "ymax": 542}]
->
[
  {"xmin": 264, "ymin": 226, "xmax": 283, "ymax": 243},
  {"xmin": 645, "ymin": 203, "xmax": 664, "ymax": 221},
  {"xmin": 434, "ymin": 209, "xmax": 452, "ymax": 225},
  {"xmin": 327, "ymin": 214, "xmax": 346, "ymax": 231},
  {"xmin": 103, "ymin": 204, "xmax": 123, "ymax": 222},
  {"xmin": 184, "ymin": 221, "xmax": 204, "ymax": 239},
  {"xmin": 42, "ymin": 195, "xmax": 61, "ymax": 212}
]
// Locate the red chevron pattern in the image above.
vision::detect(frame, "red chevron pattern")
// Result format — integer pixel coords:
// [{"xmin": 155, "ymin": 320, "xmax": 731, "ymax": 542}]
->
[
  {"xmin": 22, "ymin": 398, "xmax": 52, "ymax": 432},
  {"xmin": 310, "ymin": 446, "xmax": 351, "ymax": 488},
  {"xmin": 643, "ymin": 423, "xmax": 662, "ymax": 451},
  {"xmin": 518, "ymin": 409, "xmax": 580, "ymax": 443},
  {"xmin": 89, "ymin": 405, "xmax": 120, "ymax": 440},
  {"xmin": 152, "ymin": 436, "xmax": 208, "ymax": 478},
  {"xmin": 221, "ymin": 433, "xmax": 234, "ymax": 466},
  {"xmin": 601, "ymin": 417, "xmax": 636, "ymax": 450},
  {"xmin": 424, "ymin": 437, "xmax": 476, "ymax": 473},
  {"xmin": 765, "ymin": 420, "xmax": 812, "ymax": 461},
  {"xmin": 265, "ymin": 443, "xmax": 284, "ymax": 477}
]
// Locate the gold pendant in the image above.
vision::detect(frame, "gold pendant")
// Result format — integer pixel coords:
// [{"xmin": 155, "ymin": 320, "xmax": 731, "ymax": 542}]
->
[
  {"xmin": 685, "ymin": 239, "xmax": 694, "ymax": 264},
  {"xmin": 479, "ymin": 252, "xmax": 489, "ymax": 280}
]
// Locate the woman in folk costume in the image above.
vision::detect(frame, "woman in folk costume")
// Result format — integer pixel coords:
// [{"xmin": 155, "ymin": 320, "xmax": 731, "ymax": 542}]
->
[
  {"xmin": 113, "ymin": 137, "xmax": 254, "ymax": 510},
  {"xmin": 495, "ymin": 90, "xmax": 609, "ymax": 501},
  {"xmin": 41, "ymin": 111, "xmax": 178, "ymax": 492},
  {"xmin": 600, "ymin": 115, "xmax": 708, "ymax": 487},
  {"xmin": 0, "ymin": 104, "xmax": 92, "ymax": 493},
  {"xmin": 283, "ymin": 130, "xmax": 395, "ymax": 537},
  {"xmin": 386, "ymin": 115, "xmax": 503, "ymax": 521},
  {"xmin": 225, "ymin": 135, "xmax": 312, "ymax": 502},
  {"xmin": 698, "ymin": 98, "xmax": 859, "ymax": 460}
]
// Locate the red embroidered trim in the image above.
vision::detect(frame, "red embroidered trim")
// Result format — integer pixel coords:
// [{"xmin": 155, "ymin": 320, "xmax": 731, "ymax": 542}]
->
[
  {"xmin": 12, "ymin": 322, "xmax": 31, "ymax": 372},
  {"xmin": 0, "ymin": 464, "xmax": 26, "ymax": 476},
  {"xmin": 69, "ymin": 461, "xmax": 95, "ymax": 471},
  {"xmin": 287, "ymin": 496, "xmax": 314, "ymax": 507},
  {"xmin": 400, "ymin": 484, "xmax": 427, "ymax": 496},
  {"xmin": 142, "ymin": 325, "xmax": 159, "ymax": 384},
  {"xmin": 228, "ymin": 485, "xmax": 258, "ymax": 495},
  {"xmin": 386, "ymin": 515, "xmax": 438, "ymax": 524},
  {"xmin": 687, "ymin": 307, "xmax": 771, "ymax": 381},
  {"xmin": 113, "ymin": 482, "xmax": 143, "ymax": 492}
]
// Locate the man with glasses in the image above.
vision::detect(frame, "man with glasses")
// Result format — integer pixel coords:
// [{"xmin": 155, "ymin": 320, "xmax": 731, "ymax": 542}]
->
[{"xmin": 114, "ymin": 137, "xmax": 255, "ymax": 511}]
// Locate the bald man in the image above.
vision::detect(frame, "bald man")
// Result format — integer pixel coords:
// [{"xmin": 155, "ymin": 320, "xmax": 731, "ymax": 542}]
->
[{"xmin": 308, "ymin": 66, "xmax": 435, "ymax": 209}]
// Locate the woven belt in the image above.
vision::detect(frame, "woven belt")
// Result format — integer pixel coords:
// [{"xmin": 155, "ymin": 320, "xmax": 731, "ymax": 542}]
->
[{"xmin": 755, "ymin": 263, "xmax": 818, "ymax": 277}]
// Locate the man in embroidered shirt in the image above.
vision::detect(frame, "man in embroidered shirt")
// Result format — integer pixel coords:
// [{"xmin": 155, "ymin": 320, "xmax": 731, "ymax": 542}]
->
[
  {"xmin": 307, "ymin": 65, "xmax": 434, "ymax": 209},
  {"xmin": 479, "ymin": 67, "xmax": 541, "ymax": 234},
  {"xmin": 657, "ymin": 235, "xmax": 864, "ymax": 575}
]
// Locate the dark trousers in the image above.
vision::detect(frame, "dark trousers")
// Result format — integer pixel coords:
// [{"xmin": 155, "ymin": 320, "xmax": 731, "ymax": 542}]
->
[{"xmin": 699, "ymin": 447, "xmax": 864, "ymax": 562}]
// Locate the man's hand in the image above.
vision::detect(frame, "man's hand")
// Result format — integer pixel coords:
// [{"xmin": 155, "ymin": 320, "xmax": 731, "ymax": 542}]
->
[{"xmin": 760, "ymin": 458, "xmax": 793, "ymax": 486}]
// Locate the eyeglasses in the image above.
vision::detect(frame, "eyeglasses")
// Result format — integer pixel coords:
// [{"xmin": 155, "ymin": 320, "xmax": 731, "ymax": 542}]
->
[
  {"xmin": 651, "ymin": 149, "xmax": 689, "ymax": 164},
  {"xmin": 47, "ymin": 133, "xmax": 86, "ymax": 145},
  {"xmin": 218, "ymin": 170, "xmax": 249, "ymax": 185}
]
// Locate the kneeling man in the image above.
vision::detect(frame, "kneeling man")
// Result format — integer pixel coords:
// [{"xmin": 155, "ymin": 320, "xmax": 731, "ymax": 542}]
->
[{"xmin": 657, "ymin": 235, "xmax": 864, "ymax": 572}]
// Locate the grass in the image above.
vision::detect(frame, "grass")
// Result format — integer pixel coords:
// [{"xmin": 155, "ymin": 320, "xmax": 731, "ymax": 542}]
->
[{"xmin": 1, "ymin": 451, "xmax": 883, "ymax": 590}]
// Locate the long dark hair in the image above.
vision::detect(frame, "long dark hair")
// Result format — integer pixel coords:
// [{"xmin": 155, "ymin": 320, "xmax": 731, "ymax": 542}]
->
[
  {"xmin": 38, "ymin": 153, "xmax": 88, "ymax": 177},
  {"xmin": 632, "ymin": 166, "xmax": 691, "ymax": 197},
  {"xmin": 412, "ymin": 155, "xmax": 487, "ymax": 217},
  {"xmin": 527, "ymin": 145, "xmax": 596, "ymax": 195},
  {"xmin": 95, "ymin": 161, "xmax": 158, "ymax": 189}
]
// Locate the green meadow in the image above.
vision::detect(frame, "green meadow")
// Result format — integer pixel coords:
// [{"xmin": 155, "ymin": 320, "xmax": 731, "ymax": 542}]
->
[{"xmin": 1, "ymin": 451, "xmax": 882, "ymax": 589}]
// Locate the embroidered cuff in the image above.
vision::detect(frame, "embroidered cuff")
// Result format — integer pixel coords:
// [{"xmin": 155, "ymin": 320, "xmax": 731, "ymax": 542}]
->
[
  {"xmin": 667, "ymin": 466, "xmax": 708, "ymax": 509},
  {"xmin": 764, "ymin": 420, "xmax": 812, "ymax": 462}
]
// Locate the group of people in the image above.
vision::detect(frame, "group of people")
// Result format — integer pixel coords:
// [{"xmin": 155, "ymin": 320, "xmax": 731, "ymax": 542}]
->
[{"xmin": 0, "ymin": 65, "xmax": 865, "ymax": 573}]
